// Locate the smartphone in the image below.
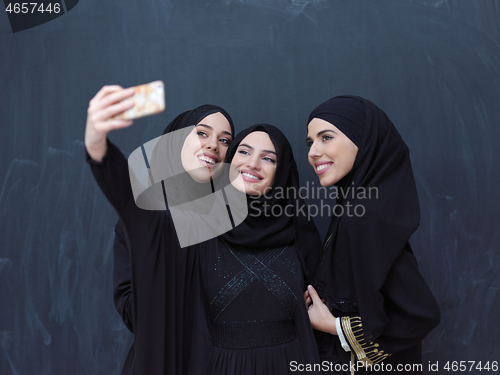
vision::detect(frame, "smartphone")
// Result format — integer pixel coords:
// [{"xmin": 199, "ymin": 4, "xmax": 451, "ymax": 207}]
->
[{"xmin": 115, "ymin": 80, "xmax": 165, "ymax": 120}]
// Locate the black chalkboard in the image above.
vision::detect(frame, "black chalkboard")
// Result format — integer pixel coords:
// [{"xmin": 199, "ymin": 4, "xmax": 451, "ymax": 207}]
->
[{"xmin": 1, "ymin": 1, "xmax": 499, "ymax": 374}]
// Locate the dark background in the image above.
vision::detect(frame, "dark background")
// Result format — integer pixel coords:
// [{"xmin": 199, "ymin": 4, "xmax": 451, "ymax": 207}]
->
[{"xmin": 1, "ymin": 0, "xmax": 499, "ymax": 374}]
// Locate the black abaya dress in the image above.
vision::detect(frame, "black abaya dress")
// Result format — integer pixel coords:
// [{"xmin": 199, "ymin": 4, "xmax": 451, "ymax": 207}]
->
[
  {"xmin": 88, "ymin": 141, "xmax": 322, "ymax": 375},
  {"xmin": 307, "ymin": 96, "xmax": 440, "ymax": 375}
]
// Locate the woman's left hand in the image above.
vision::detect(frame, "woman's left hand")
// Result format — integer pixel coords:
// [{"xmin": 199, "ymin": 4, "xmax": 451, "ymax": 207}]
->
[{"xmin": 304, "ymin": 285, "xmax": 338, "ymax": 335}]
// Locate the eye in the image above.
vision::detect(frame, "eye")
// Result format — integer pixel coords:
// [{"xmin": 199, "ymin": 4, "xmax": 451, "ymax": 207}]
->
[
  {"xmin": 197, "ymin": 131, "xmax": 208, "ymax": 137},
  {"xmin": 238, "ymin": 149, "xmax": 250, "ymax": 156},
  {"xmin": 322, "ymin": 135, "xmax": 333, "ymax": 142},
  {"xmin": 306, "ymin": 140, "xmax": 313, "ymax": 148},
  {"xmin": 263, "ymin": 156, "xmax": 276, "ymax": 164},
  {"xmin": 220, "ymin": 138, "xmax": 231, "ymax": 145}
]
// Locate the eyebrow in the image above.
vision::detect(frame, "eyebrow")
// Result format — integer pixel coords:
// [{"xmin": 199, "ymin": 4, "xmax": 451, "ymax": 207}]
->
[
  {"xmin": 238, "ymin": 143, "xmax": 276, "ymax": 155},
  {"xmin": 306, "ymin": 129, "xmax": 337, "ymax": 142},
  {"xmin": 196, "ymin": 124, "xmax": 233, "ymax": 138}
]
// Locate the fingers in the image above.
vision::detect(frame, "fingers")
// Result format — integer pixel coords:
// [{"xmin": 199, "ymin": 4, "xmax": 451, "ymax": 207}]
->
[
  {"xmin": 307, "ymin": 285, "xmax": 321, "ymax": 303},
  {"xmin": 94, "ymin": 119, "xmax": 134, "ymax": 133},
  {"xmin": 87, "ymin": 85, "xmax": 135, "ymax": 125},
  {"xmin": 90, "ymin": 87, "xmax": 135, "ymax": 115},
  {"xmin": 98, "ymin": 87, "xmax": 135, "ymax": 112},
  {"xmin": 90, "ymin": 85, "xmax": 124, "ymax": 105},
  {"xmin": 303, "ymin": 291, "xmax": 311, "ymax": 310},
  {"xmin": 92, "ymin": 99, "xmax": 135, "ymax": 123},
  {"xmin": 85, "ymin": 85, "xmax": 136, "ymax": 162},
  {"xmin": 305, "ymin": 296, "xmax": 312, "ymax": 308}
]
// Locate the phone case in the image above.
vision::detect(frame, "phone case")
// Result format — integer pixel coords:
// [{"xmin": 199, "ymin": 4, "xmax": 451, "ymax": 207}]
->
[{"xmin": 115, "ymin": 80, "xmax": 165, "ymax": 120}]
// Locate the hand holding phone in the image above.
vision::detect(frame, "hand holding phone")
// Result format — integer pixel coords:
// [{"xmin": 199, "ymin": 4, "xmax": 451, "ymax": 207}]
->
[
  {"xmin": 85, "ymin": 81, "xmax": 166, "ymax": 162},
  {"xmin": 115, "ymin": 81, "xmax": 165, "ymax": 120}
]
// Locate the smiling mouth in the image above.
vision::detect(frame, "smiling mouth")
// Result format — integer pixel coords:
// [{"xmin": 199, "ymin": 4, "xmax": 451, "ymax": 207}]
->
[
  {"xmin": 198, "ymin": 155, "xmax": 217, "ymax": 166},
  {"xmin": 239, "ymin": 170, "xmax": 263, "ymax": 182},
  {"xmin": 242, "ymin": 172, "xmax": 261, "ymax": 180},
  {"xmin": 315, "ymin": 162, "xmax": 332, "ymax": 175}
]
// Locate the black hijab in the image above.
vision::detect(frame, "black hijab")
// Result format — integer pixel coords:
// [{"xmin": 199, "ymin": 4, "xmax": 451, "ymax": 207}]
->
[
  {"xmin": 162, "ymin": 104, "xmax": 233, "ymax": 137},
  {"xmin": 219, "ymin": 124, "xmax": 322, "ymax": 281},
  {"xmin": 308, "ymin": 96, "xmax": 421, "ymax": 343},
  {"xmin": 132, "ymin": 104, "xmax": 234, "ymax": 210}
]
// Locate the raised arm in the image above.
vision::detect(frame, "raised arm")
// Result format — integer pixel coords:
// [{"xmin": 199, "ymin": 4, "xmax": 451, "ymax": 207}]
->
[
  {"xmin": 85, "ymin": 85, "xmax": 135, "ymax": 162},
  {"xmin": 84, "ymin": 85, "xmax": 147, "ymax": 217}
]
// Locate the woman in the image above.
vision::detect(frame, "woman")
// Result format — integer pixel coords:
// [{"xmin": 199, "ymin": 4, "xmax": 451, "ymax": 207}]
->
[
  {"xmin": 112, "ymin": 100, "xmax": 236, "ymax": 336},
  {"xmin": 86, "ymin": 85, "xmax": 236, "ymax": 374},
  {"xmin": 203, "ymin": 124, "xmax": 322, "ymax": 374},
  {"xmin": 85, "ymin": 86, "xmax": 322, "ymax": 374},
  {"xmin": 304, "ymin": 95, "xmax": 440, "ymax": 374}
]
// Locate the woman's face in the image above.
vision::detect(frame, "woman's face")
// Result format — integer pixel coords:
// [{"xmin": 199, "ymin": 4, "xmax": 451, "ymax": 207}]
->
[
  {"xmin": 307, "ymin": 118, "xmax": 359, "ymax": 187},
  {"xmin": 181, "ymin": 112, "xmax": 233, "ymax": 183},
  {"xmin": 229, "ymin": 131, "xmax": 277, "ymax": 196}
]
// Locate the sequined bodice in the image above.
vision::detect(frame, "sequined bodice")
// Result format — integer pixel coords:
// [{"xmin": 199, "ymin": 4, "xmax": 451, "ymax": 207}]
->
[{"xmin": 202, "ymin": 240, "xmax": 302, "ymax": 349}]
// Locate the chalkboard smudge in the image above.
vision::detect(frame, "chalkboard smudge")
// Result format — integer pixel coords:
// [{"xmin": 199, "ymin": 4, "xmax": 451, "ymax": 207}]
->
[
  {"xmin": 1, "ymin": 331, "xmax": 21, "ymax": 375},
  {"xmin": 0, "ymin": 258, "xmax": 13, "ymax": 274}
]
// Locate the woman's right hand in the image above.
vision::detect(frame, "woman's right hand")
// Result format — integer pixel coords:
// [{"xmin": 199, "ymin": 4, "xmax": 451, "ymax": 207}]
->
[
  {"xmin": 85, "ymin": 85, "xmax": 136, "ymax": 162},
  {"xmin": 305, "ymin": 285, "xmax": 338, "ymax": 335}
]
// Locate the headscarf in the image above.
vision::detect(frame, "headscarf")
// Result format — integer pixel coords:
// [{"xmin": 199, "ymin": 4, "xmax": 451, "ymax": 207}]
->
[
  {"xmin": 162, "ymin": 104, "xmax": 233, "ymax": 137},
  {"xmin": 219, "ymin": 124, "xmax": 322, "ymax": 281},
  {"xmin": 308, "ymin": 96, "xmax": 421, "ymax": 343},
  {"xmin": 133, "ymin": 104, "xmax": 234, "ymax": 210}
]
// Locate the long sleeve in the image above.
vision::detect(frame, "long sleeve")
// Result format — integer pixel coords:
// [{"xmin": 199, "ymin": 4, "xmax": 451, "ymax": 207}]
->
[
  {"xmin": 338, "ymin": 246, "xmax": 440, "ymax": 367},
  {"xmin": 338, "ymin": 315, "xmax": 390, "ymax": 366},
  {"xmin": 86, "ymin": 140, "xmax": 153, "ymax": 221},
  {"xmin": 113, "ymin": 219, "xmax": 134, "ymax": 333},
  {"xmin": 86, "ymin": 139, "xmax": 168, "ymax": 251},
  {"xmin": 87, "ymin": 140, "xmax": 157, "ymax": 335},
  {"xmin": 86, "ymin": 140, "xmax": 195, "ymax": 374}
]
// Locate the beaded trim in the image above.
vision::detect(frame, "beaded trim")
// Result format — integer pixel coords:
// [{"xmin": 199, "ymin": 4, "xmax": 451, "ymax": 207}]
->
[
  {"xmin": 340, "ymin": 316, "xmax": 391, "ymax": 367},
  {"xmin": 210, "ymin": 242, "xmax": 297, "ymax": 321},
  {"xmin": 211, "ymin": 318, "xmax": 297, "ymax": 349}
]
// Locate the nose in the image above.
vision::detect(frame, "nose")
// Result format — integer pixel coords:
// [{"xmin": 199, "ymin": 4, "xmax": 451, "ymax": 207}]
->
[
  {"xmin": 204, "ymin": 134, "xmax": 218, "ymax": 152},
  {"xmin": 308, "ymin": 141, "xmax": 321, "ymax": 159},
  {"xmin": 245, "ymin": 153, "xmax": 261, "ymax": 170}
]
